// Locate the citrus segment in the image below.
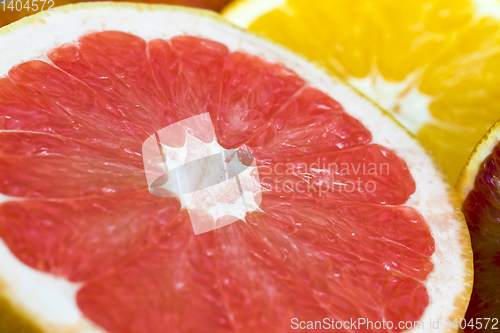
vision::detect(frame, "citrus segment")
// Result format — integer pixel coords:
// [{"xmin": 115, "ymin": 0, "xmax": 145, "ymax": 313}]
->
[
  {"xmin": 0, "ymin": 132, "xmax": 146, "ymax": 198},
  {"xmin": 243, "ymin": 86, "xmax": 372, "ymax": 163},
  {"xmin": 0, "ymin": 191, "xmax": 180, "ymax": 282},
  {"xmin": 259, "ymin": 193, "xmax": 434, "ymax": 306},
  {"xmin": 49, "ymin": 31, "xmax": 177, "ymax": 136},
  {"xmin": 0, "ymin": 4, "xmax": 471, "ymax": 333},
  {"xmin": 148, "ymin": 37, "xmax": 306, "ymax": 148},
  {"xmin": 257, "ymin": 144, "xmax": 415, "ymax": 205},
  {"xmin": 77, "ymin": 211, "xmax": 234, "ymax": 333},
  {"xmin": 148, "ymin": 36, "xmax": 227, "ymax": 124},
  {"xmin": 1, "ymin": 61, "xmax": 149, "ymax": 153},
  {"xmin": 217, "ymin": 51, "xmax": 305, "ymax": 148}
]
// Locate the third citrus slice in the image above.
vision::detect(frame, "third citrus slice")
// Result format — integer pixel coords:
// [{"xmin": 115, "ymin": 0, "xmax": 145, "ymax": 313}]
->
[{"xmin": 457, "ymin": 119, "xmax": 500, "ymax": 332}]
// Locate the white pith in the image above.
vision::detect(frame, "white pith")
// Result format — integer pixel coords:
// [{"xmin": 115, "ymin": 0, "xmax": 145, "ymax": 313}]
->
[
  {"xmin": 0, "ymin": 242, "xmax": 104, "ymax": 333},
  {"xmin": 471, "ymin": 0, "xmax": 500, "ymax": 21},
  {"xmin": 0, "ymin": 3, "xmax": 470, "ymax": 333},
  {"xmin": 222, "ymin": 0, "xmax": 280, "ymax": 29},
  {"xmin": 158, "ymin": 135, "xmax": 261, "ymax": 223},
  {"xmin": 222, "ymin": 0, "xmax": 284, "ymax": 28},
  {"xmin": 348, "ymin": 73, "xmax": 433, "ymax": 133}
]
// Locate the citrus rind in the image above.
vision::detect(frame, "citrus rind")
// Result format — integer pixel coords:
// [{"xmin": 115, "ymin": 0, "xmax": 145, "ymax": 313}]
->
[{"xmin": 457, "ymin": 118, "xmax": 500, "ymax": 202}]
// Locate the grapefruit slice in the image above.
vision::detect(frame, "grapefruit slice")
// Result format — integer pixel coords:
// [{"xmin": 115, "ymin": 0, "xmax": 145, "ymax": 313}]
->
[
  {"xmin": 0, "ymin": 3, "xmax": 471, "ymax": 333},
  {"xmin": 457, "ymin": 120, "xmax": 500, "ymax": 332},
  {"xmin": 222, "ymin": 0, "xmax": 500, "ymax": 184}
]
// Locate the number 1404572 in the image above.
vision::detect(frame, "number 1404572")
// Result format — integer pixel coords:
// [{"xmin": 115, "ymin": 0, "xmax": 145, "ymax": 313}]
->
[
  {"xmin": 447, "ymin": 317, "xmax": 499, "ymax": 330},
  {"xmin": 2, "ymin": 0, "xmax": 54, "ymax": 12}
]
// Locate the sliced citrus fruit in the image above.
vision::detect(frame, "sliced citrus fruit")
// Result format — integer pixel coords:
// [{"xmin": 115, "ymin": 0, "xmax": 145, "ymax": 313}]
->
[
  {"xmin": 457, "ymin": 119, "xmax": 500, "ymax": 331},
  {"xmin": 0, "ymin": 3, "xmax": 471, "ymax": 333},
  {"xmin": 223, "ymin": 0, "xmax": 500, "ymax": 184}
]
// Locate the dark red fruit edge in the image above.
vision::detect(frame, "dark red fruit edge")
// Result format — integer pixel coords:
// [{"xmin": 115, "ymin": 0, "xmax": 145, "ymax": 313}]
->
[{"xmin": 463, "ymin": 142, "xmax": 500, "ymax": 332}]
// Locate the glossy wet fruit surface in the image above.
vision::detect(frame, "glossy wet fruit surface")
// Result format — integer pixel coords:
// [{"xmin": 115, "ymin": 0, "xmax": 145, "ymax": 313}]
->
[
  {"xmin": 0, "ymin": 31, "xmax": 435, "ymax": 332},
  {"xmin": 462, "ymin": 142, "xmax": 500, "ymax": 332}
]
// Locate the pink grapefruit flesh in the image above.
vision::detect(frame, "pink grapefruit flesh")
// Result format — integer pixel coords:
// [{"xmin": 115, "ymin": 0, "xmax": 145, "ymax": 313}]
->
[{"xmin": 0, "ymin": 31, "xmax": 435, "ymax": 332}]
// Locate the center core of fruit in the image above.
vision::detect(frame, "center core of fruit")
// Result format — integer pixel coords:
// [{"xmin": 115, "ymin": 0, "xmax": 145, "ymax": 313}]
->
[{"xmin": 142, "ymin": 113, "xmax": 262, "ymax": 234}]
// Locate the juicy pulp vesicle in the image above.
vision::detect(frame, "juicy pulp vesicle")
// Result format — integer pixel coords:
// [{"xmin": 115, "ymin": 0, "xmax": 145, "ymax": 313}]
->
[{"xmin": 0, "ymin": 31, "xmax": 434, "ymax": 332}]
